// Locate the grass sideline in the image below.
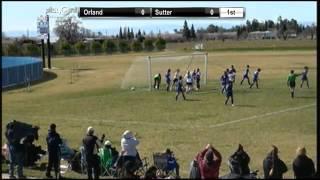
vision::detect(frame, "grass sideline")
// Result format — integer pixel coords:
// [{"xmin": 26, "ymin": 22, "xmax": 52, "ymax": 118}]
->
[{"xmin": 1, "ymin": 49, "xmax": 316, "ymax": 178}]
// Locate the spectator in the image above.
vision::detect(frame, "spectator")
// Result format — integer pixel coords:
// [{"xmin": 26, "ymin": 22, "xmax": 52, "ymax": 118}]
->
[
  {"xmin": 195, "ymin": 144, "xmax": 222, "ymax": 179},
  {"xmin": 5, "ymin": 122, "xmax": 25, "ymax": 179},
  {"xmin": 46, "ymin": 123, "xmax": 63, "ymax": 179},
  {"xmin": 83, "ymin": 127, "xmax": 105, "ymax": 179},
  {"xmin": 104, "ymin": 140, "xmax": 119, "ymax": 167},
  {"xmin": 144, "ymin": 166, "xmax": 158, "ymax": 179},
  {"xmin": 120, "ymin": 130, "xmax": 140, "ymax": 172},
  {"xmin": 263, "ymin": 145, "xmax": 288, "ymax": 179},
  {"xmin": 164, "ymin": 148, "xmax": 180, "ymax": 178},
  {"xmin": 293, "ymin": 147, "xmax": 315, "ymax": 178},
  {"xmin": 228, "ymin": 144, "xmax": 251, "ymax": 176}
]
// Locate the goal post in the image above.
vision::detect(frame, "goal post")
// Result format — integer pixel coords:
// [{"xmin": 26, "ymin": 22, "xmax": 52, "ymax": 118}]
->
[{"xmin": 147, "ymin": 52, "xmax": 208, "ymax": 91}]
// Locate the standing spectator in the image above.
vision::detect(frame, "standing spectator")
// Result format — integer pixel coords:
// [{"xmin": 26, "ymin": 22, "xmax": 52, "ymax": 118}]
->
[
  {"xmin": 196, "ymin": 68, "xmax": 201, "ymax": 90},
  {"xmin": 46, "ymin": 123, "xmax": 63, "ymax": 179},
  {"xmin": 293, "ymin": 147, "xmax": 315, "ymax": 178},
  {"xmin": 5, "ymin": 122, "xmax": 25, "ymax": 179},
  {"xmin": 195, "ymin": 144, "xmax": 222, "ymax": 179},
  {"xmin": 83, "ymin": 127, "xmax": 105, "ymax": 179},
  {"xmin": 121, "ymin": 130, "xmax": 140, "ymax": 172},
  {"xmin": 263, "ymin": 145, "xmax": 288, "ymax": 179}
]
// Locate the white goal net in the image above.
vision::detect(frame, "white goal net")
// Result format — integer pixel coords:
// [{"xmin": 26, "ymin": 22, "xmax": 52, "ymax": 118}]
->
[{"xmin": 121, "ymin": 52, "xmax": 208, "ymax": 91}]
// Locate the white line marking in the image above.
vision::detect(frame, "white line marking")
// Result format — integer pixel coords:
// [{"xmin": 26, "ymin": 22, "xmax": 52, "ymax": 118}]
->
[
  {"xmin": 2, "ymin": 104, "xmax": 315, "ymax": 129},
  {"xmin": 208, "ymin": 103, "xmax": 316, "ymax": 128}
]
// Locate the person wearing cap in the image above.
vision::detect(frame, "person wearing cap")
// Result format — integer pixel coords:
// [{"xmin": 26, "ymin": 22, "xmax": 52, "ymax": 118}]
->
[
  {"xmin": 120, "ymin": 130, "xmax": 140, "ymax": 172},
  {"xmin": 292, "ymin": 147, "xmax": 315, "ymax": 178},
  {"xmin": 83, "ymin": 127, "xmax": 105, "ymax": 179},
  {"xmin": 104, "ymin": 140, "xmax": 119, "ymax": 166},
  {"xmin": 164, "ymin": 148, "xmax": 180, "ymax": 178},
  {"xmin": 195, "ymin": 144, "xmax": 222, "ymax": 179},
  {"xmin": 263, "ymin": 145, "xmax": 287, "ymax": 179},
  {"xmin": 46, "ymin": 123, "xmax": 63, "ymax": 179}
]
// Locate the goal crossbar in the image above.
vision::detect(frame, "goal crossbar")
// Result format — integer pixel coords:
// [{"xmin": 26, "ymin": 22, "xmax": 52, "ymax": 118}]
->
[{"xmin": 147, "ymin": 52, "xmax": 208, "ymax": 91}]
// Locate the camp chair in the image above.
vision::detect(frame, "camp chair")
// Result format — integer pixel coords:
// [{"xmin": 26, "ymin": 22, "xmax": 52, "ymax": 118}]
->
[
  {"xmin": 153, "ymin": 152, "xmax": 176, "ymax": 178},
  {"xmin": 98, "ymin": 147, "xmax": 117, "ymax": 177}
]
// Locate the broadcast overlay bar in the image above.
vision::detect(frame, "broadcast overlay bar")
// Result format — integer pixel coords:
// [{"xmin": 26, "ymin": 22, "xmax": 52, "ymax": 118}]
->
[{"xmin": 78, "ymin": 7, "xmax": 245, "ymax": 18}]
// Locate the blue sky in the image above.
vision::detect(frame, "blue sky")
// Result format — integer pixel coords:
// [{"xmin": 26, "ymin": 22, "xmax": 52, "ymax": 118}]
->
[{"xmin": 2, "ymin": 1, "xmax": 317, "ymax": 37}]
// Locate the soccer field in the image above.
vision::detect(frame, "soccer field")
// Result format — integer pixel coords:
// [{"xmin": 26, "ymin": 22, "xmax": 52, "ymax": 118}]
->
[{"xmin": 1, "ymin": 50, "xmax": 317, "ymax": 178}]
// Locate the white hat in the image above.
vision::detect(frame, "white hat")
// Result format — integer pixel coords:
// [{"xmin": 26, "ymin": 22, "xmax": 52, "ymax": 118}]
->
[
  {"xmin": 122, "ymin": 130, "xmax": 133, "ymax": 139},
  {"xmin": 87, "ymin": 126, "xmax": 94, "ymax": 135},
  {"xmin": 104, "ymin": 140, "xmax": 112, "ymax": 146}
]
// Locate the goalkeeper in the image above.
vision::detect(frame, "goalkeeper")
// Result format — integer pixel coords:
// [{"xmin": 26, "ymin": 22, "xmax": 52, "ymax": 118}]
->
[
  {"xmin": 287, "ymin": 70, "xmax": 302, "ymax": 98},
  {"xmin": 153, "ymin": 73, "xmax": 161, "ymax": 90}
]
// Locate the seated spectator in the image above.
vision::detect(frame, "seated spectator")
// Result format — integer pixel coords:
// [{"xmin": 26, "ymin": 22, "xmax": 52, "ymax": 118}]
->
[
  {"xmin": 263, "ymin": 145, "xmax": 287, "ymax": 179},
  {"xmin": 228, "ymin": 144, "xmax": 251, "ymax": 176},
  {"xmin": 195, "ymin": 144, "xmax": 222, "ymax": 179},
  {"xmin": 144, "ymin": 166, "xmax": 158, "ymax": 179},
  {"xmin": 293, "ymin": 147, "xmax": 315, "ymax": 179},
  {"xmin": 99, "ymin": 140, "xmax": 119, "ymax": 169},
  {"xmin": 164, "ymin": 148, "xmax": 180, "ymax": 178}
]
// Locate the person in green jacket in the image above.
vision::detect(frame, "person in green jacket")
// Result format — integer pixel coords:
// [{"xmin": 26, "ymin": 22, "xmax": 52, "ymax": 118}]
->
[{"xmin": 287, "ymin": 70, "xmax": 302, "ymax": 98}]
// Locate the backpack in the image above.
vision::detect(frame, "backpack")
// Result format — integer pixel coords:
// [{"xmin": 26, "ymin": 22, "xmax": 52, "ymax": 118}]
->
[{"xmin": 189, "ymin": 160, "xmax": 201, "ymax": 179}]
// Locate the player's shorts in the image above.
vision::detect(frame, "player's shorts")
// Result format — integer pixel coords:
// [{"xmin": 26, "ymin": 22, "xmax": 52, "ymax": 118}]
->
[
  {"xmin": 166, "ymin": 79, "xmax": 171, "ymax": 84},
  {"xmin": 301, "ymin": 76, "xmax": 308, "ymax": 81},
  {"xmin": 176, "ymin": 88, "xmax": 183, "ymax": 93},
  {"xmin": 173, "ymin": 78, "xmax": 178, "ymax": 83},
  {"xmin": 226, "ymin": 91, "xmax": 233, "ymax": 97},
  {"xmin": 186, "ymin": 82, "xmax": 193, "ymax": 86},
  {"xmin": 243, "ymin": 75, "xmax": 249, "ymax": 79},
  {"xmin": 289, "ymin": 81, "xmax": 296, "ymax": 88}
]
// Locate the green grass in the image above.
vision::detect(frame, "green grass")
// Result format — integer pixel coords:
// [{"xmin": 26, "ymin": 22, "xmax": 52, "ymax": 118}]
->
[
  {"xmin": 1, "ymin": 49, "xmax": 316, "ymax": 178},
  {"xmin": 166, "ymin": 39, "xmax": 316, "ymax": 52}
]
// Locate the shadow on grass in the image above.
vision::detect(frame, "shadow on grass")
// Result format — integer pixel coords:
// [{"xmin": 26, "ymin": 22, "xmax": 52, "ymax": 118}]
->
[
  {"xmin": 185, "ymin": 99, "xmax": 201, "ymax": 101},
  {"xmin": 296, "ymin": 96, "xmax": 316, "ymax": 99},
  {"xmin": 2, "ymin": 70, "xmax": 57, "ymax": 92},
  {"xmin": 235, "ymin": 104, "xmax": 257, "ymax": 108}
]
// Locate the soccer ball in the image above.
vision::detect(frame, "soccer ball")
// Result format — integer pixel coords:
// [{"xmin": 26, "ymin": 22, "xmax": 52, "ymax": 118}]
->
[{"xmin": 131, "ymin": 86, "xmax": 135, "ymax": 91}]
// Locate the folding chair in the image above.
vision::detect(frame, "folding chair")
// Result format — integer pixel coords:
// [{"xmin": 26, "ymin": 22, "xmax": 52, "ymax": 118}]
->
[
  {"xmin": 153, "ymin": 152, "xmax": 176, "ymax": 178},
  {"xmin": 98, "ymin": 147, "xmax": 117, "ymax": 177}
]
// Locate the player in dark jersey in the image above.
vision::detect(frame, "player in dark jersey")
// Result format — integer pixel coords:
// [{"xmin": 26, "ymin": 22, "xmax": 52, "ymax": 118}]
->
[
  {"xmin": 175, "ymin": 76, "xmax": 186, "ymax": 101},
  {"xmin": 165, "ymin": 69, "xmax": 171, "ymax": 91},
  {"xmin": 300, "ymin": 66, "xmax": 309, "ymax": 88},
  {"xmin": 250, "ymin": 68, "xmax": 261, "ymax": 89},
  {"xmin": 172, "ymin": 69, "xmax": 180, "ymax": 91},
  {"xmin": 225, "ymin": 81, "xmax": 234, "ymax": 106},
  {"xmin": 288, "ymin": 70, "xmax": 302, "ymax": 98},
  {"xmin": 220, "ymin": 71, "xmax": 228, "ymax": 94},
  {"xmin": 195, "ymin": 68, "xmax": 201, "ymax": 90},
  {"xmin": 240, "ymin": 65, "xmax": 251, "ymax": 86},
  {"xmin": 230, "ymin": 65, "xmax": 236, "ymax": 83}
]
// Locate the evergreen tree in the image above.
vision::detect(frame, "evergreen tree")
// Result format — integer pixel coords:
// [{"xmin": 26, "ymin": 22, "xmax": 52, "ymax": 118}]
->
[
  {"xmin": 119, "ymin": 27, "xmax": 123, "ymax": 39},
  {"xmin": 182, "ymin": 20, "xmax": 190, "ymax": 40},
  {"xmin": 190, "ymin": 24, "xmax": 196, "ymax": 39}
]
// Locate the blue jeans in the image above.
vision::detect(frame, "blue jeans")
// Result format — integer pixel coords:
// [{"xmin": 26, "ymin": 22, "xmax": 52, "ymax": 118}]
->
[{"xmin": 8, "ymin": 144, "xmax": 24, "ymax": 177}]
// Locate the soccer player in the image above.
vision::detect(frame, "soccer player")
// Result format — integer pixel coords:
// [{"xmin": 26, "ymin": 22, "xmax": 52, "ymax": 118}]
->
[
  {"xmin": 172, "ymin": 69, "xmax": 180, "ymax": 91},
  {"xmin": 220, "ymin": 71, "xmax": 228, "ymax": 94},
  {"xmin": 196, "ymin": 68, "xmax": 201, "ymax": 90},
  {"xmin": 185, "ymin": 71, "xmax": 193, "ymax": 93},
  {"xmin": 300, "ymin": 66, "xmax": 309, "ymax": 88},
  {"xmin": 250, "ymin": 68, "xmax": 261, "ymax": 89},
  {"xmin": 240, "ymin": 65, "xmax": 251, "ymax": 86},
  {"xmin": 165, "ymin": 69, "xmax": 171, "ymax": 91},
  {"xmin": 225, "ymin": 81, "xmax": 234, "ymax": 106},
  {"xmin": 176, "ymin": 76, "xmax": 186, "ymax": 101},
  {"xmin": 287, "ymin": 70, "xmax": 302, "ymax": 98},
  {"xmin": 192, "ymin": 69, "xmax": 197, "ymax": 89},
  {"xmin": 230, "ymin": 65, "xmax": 237, "ymax": 83},
  {"xmin": 153, "ymin": 73, "xmax": 161, "ymax": 90}
]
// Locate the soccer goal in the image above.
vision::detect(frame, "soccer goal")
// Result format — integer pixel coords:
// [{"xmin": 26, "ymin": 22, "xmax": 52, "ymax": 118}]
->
[{"xmin": 121, "ymin": 52, "xmax": 208, "ymax": 91}]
